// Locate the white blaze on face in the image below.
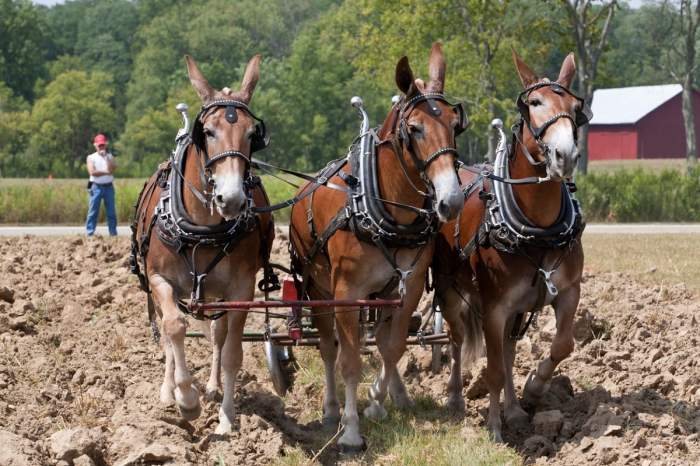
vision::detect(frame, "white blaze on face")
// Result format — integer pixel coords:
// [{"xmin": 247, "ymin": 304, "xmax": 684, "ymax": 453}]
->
[
  {"xmin": 212, "ymin": 170, "xmax": 246, "ymax": 220},
  {"xmin": 546, "ymin": 119, "xmax": 579, "ymax": 178},
  {"xmin": 432, "ymin": 167, "xmax": 464, "ymax": 222}
]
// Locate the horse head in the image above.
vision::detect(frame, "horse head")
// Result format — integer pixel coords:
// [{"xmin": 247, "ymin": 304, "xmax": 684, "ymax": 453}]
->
[
  {"xmin": 186, "ymin": 54, "xmax": 264, "ymax": 220},
  {"xmin": 512, "ymin": 50, "xmax": 589, "ymax": 181},
  {"xmin": 393, "ymin": 43, "xmax": 467, "ymax": 222}
]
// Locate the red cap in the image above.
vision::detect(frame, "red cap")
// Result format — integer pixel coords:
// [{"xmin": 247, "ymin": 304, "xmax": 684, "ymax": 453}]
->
[{"xmin": 93, "ymin": 134, "xmax": 108, "ymax": 145}]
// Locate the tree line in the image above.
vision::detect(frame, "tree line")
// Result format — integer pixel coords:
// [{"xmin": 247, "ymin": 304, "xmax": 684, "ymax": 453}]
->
[{"xmin": 0, "ymin": 0, "xmax": 696, "ymax": 178}]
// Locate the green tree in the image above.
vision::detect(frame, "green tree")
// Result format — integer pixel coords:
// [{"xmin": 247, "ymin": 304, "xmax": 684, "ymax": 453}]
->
[
  {"xmin": 121, "ymin": 0, "xmax": 337, "ymax": 168},
  {"xmin": 25, "ymin": 70, "xmax": 117, "ymax": 177},
  {"xmin": 560, "ymin": 0, "xmax": 618, "ymax": 174},
  {"xmin": 0, "ymin": 0, "xmax": 50, "ymax": 101},
  {"xmin": 117, "ymin": 83, "xmax": 200, "ymax": 176},
  {"xmin": 0, "ymin": 81, "xmax": 31, "ymax": 177}
]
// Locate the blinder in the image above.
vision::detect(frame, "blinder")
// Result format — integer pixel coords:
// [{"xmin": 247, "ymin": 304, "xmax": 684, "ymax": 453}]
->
[
  {"xmin": 454, "ymin": 102, "xmax": 469, "ymax": 135},
  {"xmin": 398, "ymin": 93, "xmax": 469, "ymax": 154}
]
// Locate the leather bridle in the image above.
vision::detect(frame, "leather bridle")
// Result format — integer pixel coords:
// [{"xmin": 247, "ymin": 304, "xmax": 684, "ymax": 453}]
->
[
  {"xmin": 392, "ymin": 92, "xmax": 469, "ymax": 196},
  {"xmin": 182, "ymin": 99, "xmax": 269, "ymax": 210},
  {"xmin": 515, "ymin": 81, "xmax": 592, "ymax": 168}
]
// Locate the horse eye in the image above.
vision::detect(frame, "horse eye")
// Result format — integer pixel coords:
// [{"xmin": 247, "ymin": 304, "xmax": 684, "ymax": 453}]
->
[
  {"xmin": 203, "ymin": 128, "xmax": 214, "ymax": 138},
  {"xmin": 529, "ymin": 99, "xmax": 542, "ymax": 107},
  {"xmin": 408, "ymin": 123, "xmax": 423, "ymax": 133}
]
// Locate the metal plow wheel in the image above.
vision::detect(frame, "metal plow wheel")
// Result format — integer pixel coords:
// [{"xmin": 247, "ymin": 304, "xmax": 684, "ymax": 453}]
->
[
  {"xmin": 264, "ymin": 338, "xmax": 296, "ymax": 397},
  {"xmin": 431, "ymin": 309, "xmax": 444, "ymax": 373}
]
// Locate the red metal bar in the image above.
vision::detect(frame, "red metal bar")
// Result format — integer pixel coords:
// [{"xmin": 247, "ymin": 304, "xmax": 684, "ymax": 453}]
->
[
  {"xmin": 191, "ymin": 298, "xmax": 403, "ymax": 311},
  {"xmin": 187, "ymin": 330, "xmax": 450, "ymax": 346}
]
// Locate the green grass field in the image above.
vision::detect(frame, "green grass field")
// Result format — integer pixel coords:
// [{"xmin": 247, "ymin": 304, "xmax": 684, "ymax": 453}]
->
[
  {"xmin": 588, "ymin": 158, "xmax": 688, "ymax": 173},
  {"xmin": 0, "ymin": 176, "xmax": 297, "ymax": 224},
  {"xmin": 582, "ymin": 233, "xmax": 700, "ymax": 294},
  {"xmin": 4, "ymin": 160, "xmax": 700, "ymax": 224}
]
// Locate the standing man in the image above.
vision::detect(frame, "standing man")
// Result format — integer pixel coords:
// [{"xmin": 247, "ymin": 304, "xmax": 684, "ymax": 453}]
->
[{"xmin": 85, "ymin": 134, "xmax": 117, "ymax": 236}]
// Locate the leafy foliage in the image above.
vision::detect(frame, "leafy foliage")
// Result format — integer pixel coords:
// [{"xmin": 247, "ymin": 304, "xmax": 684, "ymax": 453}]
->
[
  {"xmin": 25, "ymin": 70, "xmax": 117, "ymax": 177},
  {"xmin": 1, "ymin": 0, "xmax": 700, "ymax": 184},
  {"xmin": 0, "ymin": 0, "xmax": 50, "ymax": 101},
  {"xmin": 577, "ymin": 167, "xmax": 700, "ymax": 221}
]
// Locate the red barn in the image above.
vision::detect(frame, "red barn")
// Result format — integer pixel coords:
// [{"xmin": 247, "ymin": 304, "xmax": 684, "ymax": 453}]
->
[{"xmin": 588, "ymin": 84, "xmax": 700, "ymax": 160}]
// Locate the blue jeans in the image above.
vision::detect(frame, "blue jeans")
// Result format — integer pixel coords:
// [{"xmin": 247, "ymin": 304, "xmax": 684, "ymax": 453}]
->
[{"xmin": 86, "ymin": 183, "xmax": 117, "ymax": 236}]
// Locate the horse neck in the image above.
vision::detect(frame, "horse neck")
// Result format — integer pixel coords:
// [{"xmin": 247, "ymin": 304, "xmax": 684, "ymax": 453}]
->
[
  {"xmin": 182, "ymin": 146, "xmax": 224, "ymax": 225},
  {"xmin": 510, "ymin": 142, "xmax": 562, "ymax": 227},
  {"xmin": 375, "ymin": 143, "xmax": 426, "ymax": 224}
]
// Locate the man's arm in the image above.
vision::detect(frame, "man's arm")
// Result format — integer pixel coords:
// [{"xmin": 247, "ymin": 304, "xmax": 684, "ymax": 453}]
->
[
  {"xmin": 87, "ymin": 157, "xmax": 110, "ymax": 177},
  {"xmin": 106, "ymin": 153, "xmax": 116, "ymax": 174}
]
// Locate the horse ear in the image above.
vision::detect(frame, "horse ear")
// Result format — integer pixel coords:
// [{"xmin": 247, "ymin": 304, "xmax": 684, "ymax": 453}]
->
[
  {"xmin": 238, "ymin": 54, "xmax": 261, "ymax": 103},
  {"xmin": 511, "ymin": 48, "xmax": 538, "ymax": 88},
  {"xmin": 395, "ymin": 56, "xmax": 416, "ymax": 96},
  {"xmin": 185, "ymin": 55, "xmax": 214, "ymax": 102},
  {"xmin": 427, "ymin": 42, "xmax": 445, "ymax": 93},
  {"xmin": 557, "ymin": 52, "xmax": 576, "ymax": 88}
]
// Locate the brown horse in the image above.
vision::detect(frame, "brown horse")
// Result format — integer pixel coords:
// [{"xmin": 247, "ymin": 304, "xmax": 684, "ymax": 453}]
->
[
  {"xmin": 289, "ymin": 43, "xmax": 465, "ymax": 452},
  {"xmin": 433, "ymin": 51, "xmax": 586, "ymax": 442},
  {"xmin": 131, "ymin": 55, "xmax": 273, "ymax": 434}
]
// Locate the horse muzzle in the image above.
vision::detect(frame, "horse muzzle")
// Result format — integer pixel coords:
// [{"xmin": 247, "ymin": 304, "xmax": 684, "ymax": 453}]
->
[
  {"xmin": 435, "ymin": 189, "xmax": 464, "ymax": 222},
  {"xmin": 546, "ymin": 147, "xmax": 579, "ymax": 181},
  {"xmin": 213, "ymin": 189, "xmax": 247, "ymax": 220}
]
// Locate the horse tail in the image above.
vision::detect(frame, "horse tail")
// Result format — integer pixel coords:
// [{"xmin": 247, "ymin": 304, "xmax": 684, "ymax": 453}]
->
[{"xmin": 460, "ymin": 300, "xmax": 484, "ymax": 370}]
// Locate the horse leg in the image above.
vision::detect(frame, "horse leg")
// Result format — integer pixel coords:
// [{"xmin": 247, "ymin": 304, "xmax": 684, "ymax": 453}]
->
[
  {"xmin": 160, "ymin": 333, "xmax": 176, "ymax": 406},
  {"xmin": 150, "ymin": 276, "xmax": 201, "ymax": 420},
  {"xmin": 438, "ymin": 286, "xmax": 468, "ymax": 412},
  {"xmin": 523, "ymin": 285, "xmax": 579, "ymax": 405},
  {"xmin": 205, "ymin": 316, "xmax": 227, "ymax": 401},
  {"xmin": 483, "ymin": 305, "xmax": 507, "ymax": 443},
  {"xmin": 502, "ymin": 321, "xmax": 528, "ymax": 428},
  {"xmin": 314, "ymin": 309, "xmax": 340, "ymax": 427},
  {"xmin": 365, "ymin": 278, "xmax": 423, "ymax": 419},
  {"xmin": 216, "ymin": 310, "xmax": 246, "ymax": 434},
  {"xmin": 363, "ymin": 309, "xmax": 391, "ymax": 420},
  {"xmin": 333, "ymin": 283, "xmax": 366, "ymax": 453}
]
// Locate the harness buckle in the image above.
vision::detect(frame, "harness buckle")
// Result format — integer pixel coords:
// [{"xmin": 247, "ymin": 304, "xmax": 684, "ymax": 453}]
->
[
  {"xmin": 397, "ymin": 269, "xmax": 412, "ymax": 298},
  {"xmin": 539, "ymin": 269, "xmax": 559, "ymax": 297},
  {"xmin": 416, "ymin": 329, "xmax": 426, "ymax": 348}
]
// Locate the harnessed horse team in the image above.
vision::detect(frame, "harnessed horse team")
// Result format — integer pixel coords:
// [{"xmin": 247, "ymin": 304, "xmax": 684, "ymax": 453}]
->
[{"xmin": 131, "ymin": 44, "xmax": 591, "ymax": 449}]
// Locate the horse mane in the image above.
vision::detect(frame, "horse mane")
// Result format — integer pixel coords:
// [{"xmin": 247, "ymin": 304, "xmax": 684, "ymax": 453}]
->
[{"xmin": 376, "ymin": 104, "xmax": 400, "ymax": 141}]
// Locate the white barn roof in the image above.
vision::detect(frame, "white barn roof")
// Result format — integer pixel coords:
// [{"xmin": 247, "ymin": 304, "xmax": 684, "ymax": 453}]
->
[{"xmin": 589, "ymin": 84, "xmax": 682, "ymax": 125}]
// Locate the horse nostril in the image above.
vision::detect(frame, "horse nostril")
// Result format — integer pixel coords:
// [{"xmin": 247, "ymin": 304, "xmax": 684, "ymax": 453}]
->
[
  {"xmin": 438, "ymin": 200, "xmax": 449, "ymax": 217},
  {"xmin": 215, "ymin": 194, "xmax": 224, "ymax": 204}
]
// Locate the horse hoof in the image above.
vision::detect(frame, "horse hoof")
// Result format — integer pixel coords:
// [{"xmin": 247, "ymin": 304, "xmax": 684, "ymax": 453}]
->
[
  {"xmin": 523, "ymin": 372, "xmax": 545, "ymax": 406},
  {"xmin": 160, "ymin": 393, "xmax": 175, "ymax": 407},
  {"xmin": 505, "ymin": 407, "xmax": 529, "ymax": 430},
  {"xmin": 204, "ymin": 389, "xmax": 221, "ymax": 402},
  {"xmin": 488, "ymin": 429, "xmax": 504, "ymax": 444},
  {"xmin": 322, "ymin": 415, "xmax": 341, "ymax": 429},
  {"xmin": 338, "ymin": 436, "xmax": 367, "ymax": 455},
  {"xmin": 178, "ymin": 402, "xmax": 202, "ymax": 421},
  {"xmin": 160, "ymin": 384, "xmax": 175, "ymax": 406},
  {"xmin": 445, "ymin": 396, "xmax": 466, "ymax": 414},
  {"xmin": 363, "ymin": 402, "xmax": 388, "ymax": 421},
  {"xmin": 214, "ymin": 422, "xmax": 233, "ymax": 435},
  {"xmin": 391, "ymin": 393, "xmax": 414, "ymax": 411}
]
